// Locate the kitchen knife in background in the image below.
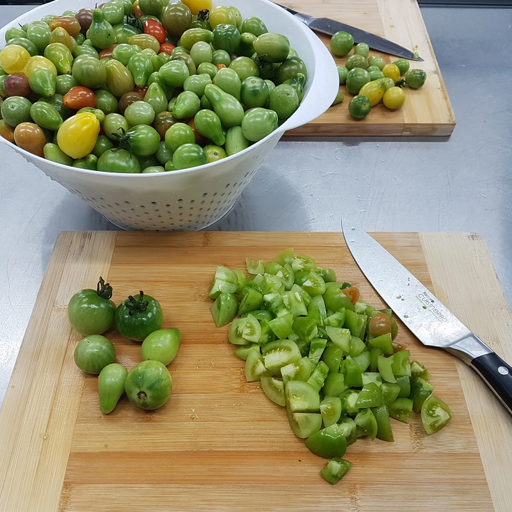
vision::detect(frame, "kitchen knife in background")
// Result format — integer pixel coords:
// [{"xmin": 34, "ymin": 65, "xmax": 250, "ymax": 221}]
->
[
  {"xmin": 342, "ymin": 221, "xmax": 512, "ymax": 415},
  {"xmin": 275, "ymin": 3, "xmax": 423, "ymax": 61}
]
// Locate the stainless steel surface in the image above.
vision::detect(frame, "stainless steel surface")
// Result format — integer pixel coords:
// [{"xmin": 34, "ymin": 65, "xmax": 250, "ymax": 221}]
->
[
  {"xmin": 343, "ymin": 222, "xmax": 474, "ymax": 347},
  {"xmin": 1, "ymin": 6, "xmax": 512, "ymax": 406},
  {"xmin": 276, "ymin": 3, "xmax": 422, "ymax": 60}
]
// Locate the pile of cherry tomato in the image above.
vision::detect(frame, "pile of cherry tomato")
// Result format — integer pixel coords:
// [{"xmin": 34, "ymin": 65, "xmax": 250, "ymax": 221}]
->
[{"xmin": 0, "ymin": 0, "xmax": 308, "ymax": 173}]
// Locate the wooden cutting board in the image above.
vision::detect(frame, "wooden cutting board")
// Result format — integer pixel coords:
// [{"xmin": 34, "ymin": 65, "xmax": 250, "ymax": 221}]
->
[
  {"xmin": 283, "ymin": 0, "xmax": 456, "ymax": 137},
  {"xmin": 0, "ymin": 231, "xmax": 510, "ymax": 512}
]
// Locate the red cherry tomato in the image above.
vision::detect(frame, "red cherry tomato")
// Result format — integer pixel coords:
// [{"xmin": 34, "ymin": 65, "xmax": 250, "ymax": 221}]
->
[
  {"xmin": 159, "ymin": 43, "xmax": 176, "ymax": 56},
  {"xmin": 144, "ymin": 20, "xmax": 166, "ymax": 44},
  {"xmin": 63, "ymin": 86, "xmax": 97, "ymax": 110}
]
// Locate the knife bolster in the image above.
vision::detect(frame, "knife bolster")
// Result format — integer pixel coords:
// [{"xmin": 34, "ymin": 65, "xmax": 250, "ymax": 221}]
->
[{"xmin": 445, "ymin": 333, "xmax": 492, "ymax": 365}]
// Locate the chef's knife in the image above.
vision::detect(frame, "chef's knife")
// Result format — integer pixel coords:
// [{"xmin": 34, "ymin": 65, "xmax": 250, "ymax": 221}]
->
[
  {"xmin": 342, "ymin": 221, "xmax": 512, "ymax": 415},
  {"xmin": 275, "ymin": 3, "xmax": 423, "ymax": 61}
]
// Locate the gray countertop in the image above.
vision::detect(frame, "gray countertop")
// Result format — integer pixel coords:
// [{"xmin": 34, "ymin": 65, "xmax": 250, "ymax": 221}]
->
[{"xmin": 1, "ymin": 5, "xmax": 511, "ymax": 405}]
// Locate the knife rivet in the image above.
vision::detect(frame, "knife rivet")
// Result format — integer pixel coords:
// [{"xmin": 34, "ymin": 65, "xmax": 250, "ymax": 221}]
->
[{"xmin": 498, "ymin": 366, "xmax": 509, "ymax": 375}]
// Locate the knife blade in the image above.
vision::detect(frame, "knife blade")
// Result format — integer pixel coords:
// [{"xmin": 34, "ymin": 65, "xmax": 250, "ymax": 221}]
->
[
  {"xmin": 275, "ymin": 3, "xmax": 423, "ymax": 61},
  {"xmin": 342, "ymin": 221, "xmax": 512, "ymax": 415}
]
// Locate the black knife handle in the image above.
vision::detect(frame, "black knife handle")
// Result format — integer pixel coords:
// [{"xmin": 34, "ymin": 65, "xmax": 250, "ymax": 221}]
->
[{"xmin": 471, "ymin": 352, "xmax": 512, "ymax": 414}]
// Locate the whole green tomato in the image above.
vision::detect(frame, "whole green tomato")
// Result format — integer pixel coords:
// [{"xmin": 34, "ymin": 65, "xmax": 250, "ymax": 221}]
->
[
  {"xmin": 141, "ymin": 328, "xmax": 181, "ymax": 365},
  {"xmin": 125, "ymin": 360, "xmax": 172, "ymax": 410},
  {"xmin": 74, "ymin": 334, "xmax": 116, "ymax": 374},
  {"xmin": 127, "ymin": 124, "xmax": 160, "ymax": 156},
  {"xmin": 115, "ymin": 291, "xmax": 164, "ymax": 342},
  {"xmin": 72, "ymin": 55, "xmax": 107, "ymax": 89},
  {"xmin": 97, "ymin": 148, "xmax": 141, "ymax": 173},
  {"xmin": 173, "ymin": 143, "xmax": 207, "ymax": 170}
]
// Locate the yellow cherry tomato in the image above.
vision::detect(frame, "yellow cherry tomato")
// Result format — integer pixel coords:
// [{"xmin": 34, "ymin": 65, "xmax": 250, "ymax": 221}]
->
[
  {"xmin": 182, "ymin": 0, "xmax": 212, "ymax": 15},
  {"xmin": 57, "ymin": 113, "xmax": 100, "ymax": 159},
  {"xmin": 383, "ymin": 86, "xmax": 406, "ymax": 110},
  {"xmin": 0, "ymin": 45, "xmax": 31, "ymax": 74},
  {"xmin": 382, "ymin": 63, "xmax": 401, "ymax": 83},
  {"xmin": 358, "ymin": 79, "xmax": 387, "ymax": 106},
  {"xmin": 23, "ymin": 56, "xmax": 58, "ymax": 78}
]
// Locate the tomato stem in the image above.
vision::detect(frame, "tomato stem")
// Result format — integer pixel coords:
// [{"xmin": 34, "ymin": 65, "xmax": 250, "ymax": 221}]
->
[
  {"xmin": 111, "ymin": 128, "xmax": 132, "ymax": 154},
  {"xmin": 126, "ymin": 291, "xmax": 149, "ymax": 316},
  {"xmin": 198, "ymin": 9, "xmax": 210, "ymax": 22},
  {"xmin": 96, "ymin": 277, "xmax": 113, "ymax": 300}
]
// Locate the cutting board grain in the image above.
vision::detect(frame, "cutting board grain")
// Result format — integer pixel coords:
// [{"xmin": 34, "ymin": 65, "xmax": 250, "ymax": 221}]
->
[
  {"xmin": 1, "ymin": 232, "xmax": 510, "ymax": 512},
  {"xmin": 282, "ymin": 0, "xmax": 456, "ymax": 137}
]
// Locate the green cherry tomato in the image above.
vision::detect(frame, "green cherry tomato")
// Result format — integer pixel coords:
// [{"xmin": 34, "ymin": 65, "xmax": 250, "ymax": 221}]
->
[
  {"xmin": 102, "ymin": 1, "xmax": 125, "ymax": 25},
  {"xmin": 241, "ymin": 17, "xmax": 268, "ymax": 37},
  {"xmin": 26, "ymin": 22, "xmax": 52, "ymax": 54},
  {"xmin": 72, "ymin": 55, "xmax": 107, "ymax": 89},
  {"xmin": 241, "ymin": 76, "xmax": 269, "ymax": 109},
  {"xmin": 87, "ymin": 9, "xmax": 115, "ymax": 50},
  {"xmin": 346, "ymin": 68, "xmax": 370, "ymax": 95},
  {"xmin": 95, "ymin": 89, "xmax": 118, "ymax": 114},
  {"xmin": 212, "ymin": 49, "xmax": 230, "ymax": 67},
  {"xmin": 393, "ymin": 59, "xmax": 410, "ymax": 75},
  {"xmin": 173, "ymin": 143, "xmax": 207, "ymax": 170},
  {"xmin": 44, "ymin": 142, "xmax": 74, "ymax": 166},
  {"xmin": 155, "ymin": 140, "xmax": 172, "ymax": 165},
  {"xmin": 93, "ymin": 134, "xmax": 115, "ymax": 157},
  {"xmin": 142, "ymin": 166, "xmax": 166, "ymax": 173},
  {"xmin": 159, "ymin": 60, "xmax": 190, "ymax": 87},
  {"xmin": 68, "ymin": 277, "xmax": 117, "ymax": 335},
  {"xmin": 74, "ymin": 335, "xmax": 116, "ymax": 374},
  {"xmin": 405, "ymin": 69, "xmax": 427, "ymax": 89},
  {"xmin": 164, "ymin": 122, "xmax": 195, "ymax": 152},
  {"xmin": 112, "ymin": 23, "xmax": 141, "ymax": 45},
  {"xmin": 115, "ymin": 292, "xmax": 164, "ymax": 342},
  {"xmin": 354, "ymin": 42, "xmax": 370, "ymax": 57},
  {"xmin": 241, "ymin": 107, "xmax": 278, "ymax": 142},
  {"xmin": 273, "ymin": 57, "xmax": 307, "ymax": 85},
  {"xmin": 40, "ymin": 93, "xmax": 73, "ymax": 120},
  {"xmin": 330, "ymin": 31, "xmax": 354, "ymax": 57},
  {"xmin": 237, "ymin": 32, "xmax": 257, "ymax": 57},
  {"xmin": 346, "ymin": 54, "xmax": 369, "ymax": 71},
  {"xmin": 44, "ymin": 42, "xmax": 74, "ymax": 75},
  {"xmin": 212, "ymin": 24, "xmax": 241, "ymax": 54},
  {"xmin": 173, "ymin": 90, "xmax": 201, "ymax": 119},
  {"xmin": 269, "ymin": 84, "xmax": 299, "ymax": 120},
  {"xmin": 127, "ymin": 124, "xmax": 160, "ymax": 156},
  {"xmin": 253, "ymin": 33, "xmax": 290, "ymax": 63},
  {"xmin": 349, "ymin": 95, "xmax": 372, "ymax": 120},
  {"xmin": 124, "ymin": 100, "xmax": 156, "ymax": 126},
  {"xmin": 368, "ymin": 55, "xmax": 386, "ymax": 70},
  {"xmin": 229, "ymin": 56, "xmax": 259, "ymax": 82},
  {"xmin": 204, "ymin": 144, "xmax": 227, "ymax": 163},
  {"xmin": 97, "ymin": 148, "xmax": 141, "ymax": 173},
  {"xmin": 141, "ymin": 328, "xmax": 181, "ymax": 365},
  {"xmin": 197, "ymin": 61, "xmax": 218, "ymax": 79},
  {"xmin": 337, "ymin": 65, "xmax": 348, "ymax": 85},
  {"xmin": 103, "ymin": 112, "xmax": 129, "ymax": 140},
  {"xmin": 73, "ymin": 154, "xmax": 98, "ymax": 170},
  {"xmin": 183, "ymin": 73, "xmax": 211, "ymax": 97},
  {"xmin": 55, "ymin": 74, "xmax": 78, "ymax": 95},
  {"xmin": 162, "ymin": 2, "xmax": 192, "ymax": 38},
  {"xmin": 190, "ymin": 41, "xmax": 213, "ymax": 66},
  {"xmin": 29, "ymin": 68, "xmax": 56, "ymax": 98},
  {"xmin": 30, "ymin": 101, "xmax": 63, "ymax": 131},
  {"xmin": 98, "ymin": 363, "xmax": 128, "ymax": 414},
  {"xmin": 125, "ymin": 360, "xmax": 172, "ymax": 410},
  {"xmin": 1, "ymin": 96, "xmax": 32, "ymax": 127}
]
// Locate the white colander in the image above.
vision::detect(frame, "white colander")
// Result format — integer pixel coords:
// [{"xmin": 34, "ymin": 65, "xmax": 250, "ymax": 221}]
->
[{"xmin": 0, "ymin": 0, "xmax": 339, "ymax": 230}]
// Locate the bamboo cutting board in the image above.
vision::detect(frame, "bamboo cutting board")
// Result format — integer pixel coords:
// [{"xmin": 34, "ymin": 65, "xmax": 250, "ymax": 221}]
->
[
  {"xmin": 283, "ymin": 0, "xmax": 456, "ymax": 136},
  {"xmin": 0, "ymin": 232, "xmax": 510, "ymax": 512}
]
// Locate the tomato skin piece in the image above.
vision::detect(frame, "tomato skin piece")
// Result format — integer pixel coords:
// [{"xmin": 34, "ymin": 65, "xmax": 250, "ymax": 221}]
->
[
  {"xmin": 57, "ymin": 112, "xmax": 100, "ymax": 159},
  {"xmin": 68, "ymin": 277, "xmax": 117, "ymax": 335},
  {"xmin": 115, "ymin": 292, "xmax": 164, "ymax": 342}
]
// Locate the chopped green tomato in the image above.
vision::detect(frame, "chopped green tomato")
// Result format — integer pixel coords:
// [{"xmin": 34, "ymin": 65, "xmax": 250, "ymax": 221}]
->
[
  {"xmin": 309, "ymin": 338, "xmax": 328, "ymax": 364},
  {"xmin": 369, "ymin": 347, "xmax": 383, "ymax": 372},
  {"xmin": 395, "ymin": 375, "xmax": 411, "ymax": 398},
  {"xmin": 234, "ymin": 344, "xmax": 260, "ymax": 361},
  {"xmin": 324, "ymin": 309, "xmax": 346, "ymax": 328},
  {"xmin": 240, "ymin": 281, "xmax": 263, "ymax": 297},
  {"xmin": 355, "ymin": 407, "xmax": 378, "ymax": 440},
  {"xmin": 306, "ymin": 423, "xmax": 347, "ymax": 459},
  {"xmin": 411, "ymin": 360, "xmax": 431, "ymax": 380},
  {"xmin": 308, "ymin": 295, "xmax": 327, "ymax": 318},
  {"xmin": 294, "ymin": 338, "xmax": 310, "ymax": 357},
  {"xmin": 356, "ymin": 382, "xmax": 384, "ymax": 408},
  {"xmin": 261, "ymin": 376, "xmax": 286, "ymax": 406},
  {"xmin": 245, "ymin": 349, "xmax": 270, "ymax": 381},
  {"xmin": 292, "ymin": 316, "xmax": 318, "ymax": 341},
  {"xmin": 316, "ymin": 267, "xmax": 337, "ymax": 283},
  {"xmin": 337, "ymin": 416, "xmax": 357, "ymax": 445},
  {"xmin": 285, "ymin": 380, "xmax": 320, "ymax": 412},
  {"xmin": 287, "ymin": 410, "xmax": 322, "ymax": 439},
  {"xmin": 344, "ymin": 309, "xmax": 365, "ymax": 337},
  {"xmin": 291, "ymin": 253, "xmax": 317, "ymax": 273},
  {"xmin": 410, "ymin": 376, "xmax": 434, "ymax": 413},
  {"xmin": 390, "ymin": 316, "xmax": 399, "ymax": 340},
  {"xmin": 372, "ymin": 405, "xmax": 394, "ymax": 442},
  {"xmin": 320, "ymin": 396, "xmax": 342, "ymax": 427},
  {"xmin": 268, "ymin": 313, "xmax": 293, "ymax": 339},
  {"xmin": 209, "ymin": 277, "xmax": 238, "ymax": 299},
  {"xmin": 326, "ymin": 326, "xmax": 351, "ymax": 352},
  {"xmin": 354, "ymin": 301, "xmax": 369, "ymax": 314},
  {"xmin": 368, "ymin": 333, "xmax": 394, "ymax": 354},
  {"xmin": 381, "ymin": 382, "xmax": 401, "ymax": 405},
  {"xmin": 293, "ymin": 271, "xmax": 309, "ymax": 286},
  {"xmin": 275, "ymin": 247, "xmax": 295, "ymax": 266},
  {"xmin": 262, "ymin": 274, "xmax": 285, "ymax": 294},
  {"xmin": 276, "ymin": 263, "xmax": 295, "ymax": 290},
  {"xmin": 388, "ymin": 397, "xmax": 413, "ymax": 423},
  {"xmin": 257, "ymin": 319, "xmax": 276, "ymax": 346},
  {"xmin": 307, "ymin": 307, "xmax": 324, "ymax": 328},
  {"xmin": 262, "ymin": 339, "xmax": 301, "ymax": 373},
  {"xmin": 282, "ymin": 290, "xmax": 308, "ymax": 318},
  {"xmin": 263, "ymin": 292, "xmax": 284, "ymax": 313},
  {"xmin": 322, "ymin": 343, "xmax": 344, "ymax": 373},
  {"xmin": 339, "ymin": 389, "xmax": 360, "ymax": 416},
  {"xmin": 281, "ymin": 356, "xmax": 313, "ymax": 383},
  {"xmin": 242, "ymin": 310, "xmax": 274, "ymax": 322},
  {"xmin": 324, "ymin": 283, "xmax": 355, "ymax": 312},
  {"xmin": 320, "ymin": 458, "xmax": 352, "ymax": 485},
  {"xmin": 377, "ymin": 355, "xmax": 397, "ymax": 383},
  {"xmin": 322, "ymin": 372, "xmax": 347, "ymax": 397},
  {"xmin": 228, "ymin": 318, "xmax": 250, "ymax": 345},
  {"xmin": 353, "ymin": 350, "xmax": 371, "ymax": 372},
  {"xmin": 214, "ymin": 265, "xmax": 238, "ymax": 284},
  {"xmin": 302, "ymin": 271, "xmax": 326, "ymax": 297},
  {"xmin": 349, "ymin": 336, "xmax": 366, "ymax": 357},
  {"xmin": 362, "ymin": 372, "xmax": 383, "ymax": 387},
  {"xmin": 242, "ymin": 314, "xmax": 262, "ymax": 342},
  {"xmin": 238, "ymin": 288, "xmax": 263, "ymax": 315},
  {"xmin": 421, "ymin": 395, "xmax": 453, "ymax": 434},
  {"xmin": 210, "ymin": 292, "xmax": 238, "ymax": 327},
  {"xmin": 246, "ymin": 258, "xmax": 265, "ymax": 274},
  {"xmin": 291, "ymin": 284, "xmax": 311, "ymax": 306},
  {"xmin": 392, "ymin": 350, "xmax": 411, "ymax": 377},
  {"xmin": 265, "ymin": 261, "xmax": 283, "ymax": 275},
  {"xmin": 342, "ymin": 356, "xmax": 363, "ymax": 388},
  {"xmin": 234, "ymin": 269, "xmax": 247, "ymax": 293},
  {"xmin": 307, "ymin": 361, "xmax": 330, "ymax": 392}
]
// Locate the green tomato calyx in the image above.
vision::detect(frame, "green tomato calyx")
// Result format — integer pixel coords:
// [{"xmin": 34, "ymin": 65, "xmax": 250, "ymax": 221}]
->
[
  {"xmin": 96, "ymin": 276, "xmax": 113, "ymax": 300},
  {"xmin": 126, "ymin": 291, "xmax": 150, "ymax": 316}
]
